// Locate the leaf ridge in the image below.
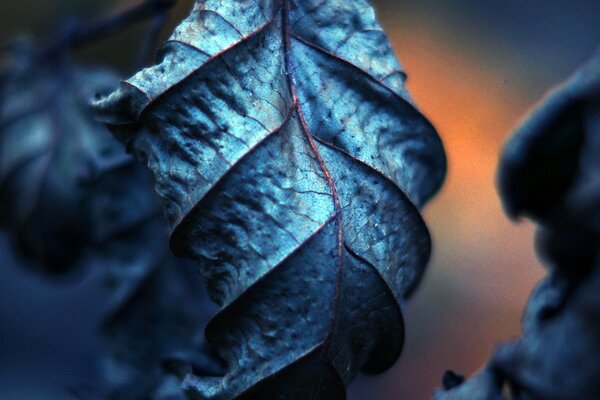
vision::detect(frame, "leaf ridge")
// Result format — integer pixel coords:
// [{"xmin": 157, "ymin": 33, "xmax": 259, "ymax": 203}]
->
[
  {"xmin": 183, "ymin": 338, "xmax": 329, "ymax": 399},
  {"xmin": 170, "ymin": 104, "xmax": 296, "ymax": 241},
  {"xmin": 98, "ymin": 16, "xmax": 279, "ymax": 123},
  {"xmin": 291, "ymin": 33, "xmax": 411, "ymax": 104},
  {"xmin": 93, "ymin": 0, "xmax": 445, "ymax": 398},
  {"xmin": 344, "ymin": 243, "xmax": 404, "ymax": 319},
  {"xmin": 205, "ymin": 214, "xmax": 338, "ymax": 326},
  {"xmin": 281, "ymin": 1, "xmax": 346, "ymax": 395},
  {"xmin": 312, "ymin": 135, "xmax": 421, "ymax": 212}
]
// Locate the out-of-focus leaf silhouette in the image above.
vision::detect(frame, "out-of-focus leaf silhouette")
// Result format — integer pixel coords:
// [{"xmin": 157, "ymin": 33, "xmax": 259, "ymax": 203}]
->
[
  {"xmin": 92, "ymin": 165, "xmax": 225, "ymax": 399},
  {"xmin": 0, "ymin": 43, "xmax": 223, "ymax": 399},
  {"xmin": 499, "ymin": 50, "xmax": 600, "ymax": 230},
  {"xmin": 435, "ymin": 368, "xmax": 504, "ymax": 400},
  {"xmin": 94, "ymin": 0, "xmax": 446, "ymax": 398},
  {"xmin": 435, "ymin": 51, "xmax": 600, "ymax": 400},
  {"xmin": 0, "ymin": 42, "xmax": 129, "ymax": 273}
]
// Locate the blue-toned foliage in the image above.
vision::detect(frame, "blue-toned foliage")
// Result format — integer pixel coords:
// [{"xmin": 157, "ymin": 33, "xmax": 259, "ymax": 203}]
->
[
  {"xmin": 435, "ymin": 51, "xmax": 600, "ymax": 400},
  {"xmin": 94, "ymin": 1, "xmax": 446, "ymax": 398},
  {"xmin": 0, "ymin": 45, "xmax": 223, "ymax": 399},
  {"xmin": 0, "ymin": 46, "xmax": 129, "ymax": 273}
]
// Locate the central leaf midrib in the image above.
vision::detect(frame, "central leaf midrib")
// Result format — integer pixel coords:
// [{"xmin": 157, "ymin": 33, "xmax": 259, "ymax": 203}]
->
[{"xmin": 281, "ymin": 0, "xmax": 345, "ymax": 398}]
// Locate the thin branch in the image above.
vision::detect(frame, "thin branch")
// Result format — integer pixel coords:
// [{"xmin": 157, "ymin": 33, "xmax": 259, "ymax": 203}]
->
[{"xmin": 40, "ymin": 0, "xmax": 176, "ymax": 59}]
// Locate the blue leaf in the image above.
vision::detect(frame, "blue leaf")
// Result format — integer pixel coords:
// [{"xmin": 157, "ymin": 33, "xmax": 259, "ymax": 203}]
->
[{"xmin": 93, "ymin": 1, "xmax": 446, "ymax": 398}]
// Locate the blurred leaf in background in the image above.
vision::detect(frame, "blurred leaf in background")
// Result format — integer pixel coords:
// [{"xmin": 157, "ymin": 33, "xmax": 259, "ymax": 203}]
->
[{"xmin": 0, "ymin": 1, "xmax": 599, "ymax": 399}]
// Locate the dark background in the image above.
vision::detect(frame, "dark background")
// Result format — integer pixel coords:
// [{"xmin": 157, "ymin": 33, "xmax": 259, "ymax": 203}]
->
[{"xmin": 0, "ymin": 1, "xmax": 599, "ymax": 399}]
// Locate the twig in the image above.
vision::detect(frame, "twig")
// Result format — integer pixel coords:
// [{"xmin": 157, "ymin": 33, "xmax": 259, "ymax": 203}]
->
[{"xmin": 40, "ymin": 0, "xmax": 176, "ymax": 59}]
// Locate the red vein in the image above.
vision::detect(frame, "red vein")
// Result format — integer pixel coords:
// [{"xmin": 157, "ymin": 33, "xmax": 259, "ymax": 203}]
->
[
  {"xmin": 292, "ymin": 33, "xmax": 409, "ymax": 101},
  {"xmin": 197, "ymin": 9, "xmax": 244, "ymax": 37},
  {"xmin": 281, "ymin": 1, "xmax": 344, "ymax": 398},
  {"xmin": 130, "ymin": 14, "xmax": 280, "ymax": 117},
  {"xmin": 291, "ymin": 33, "xmax": 443, "ymax": 209},
  {"xmin": 170, "ymin": 104, "xmax": 296, "ymax": 238},
  {"xmin": 312, "ymin": 135, "xmax": 422, "ymax": 212},
  {"xmin": 163, "ymin": 39, "xmax": 211, "ymax": 57}
]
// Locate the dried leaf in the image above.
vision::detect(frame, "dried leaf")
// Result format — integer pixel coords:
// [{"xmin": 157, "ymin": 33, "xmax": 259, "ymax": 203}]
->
[
  {"xmin": 94, "ymin": 1, "xmax": 446, "ymax": 398},
  {"xmin": 493, "ymin": 50, "xmax": 600, "ymax": 400},
  {"xmin": 498, "ymin": 50, "xmax": 600, "ymax": 231},
  {"xmin": 0, "ymin": 46, "xmax": 222, "ymax": 398},
  {"xmin": 0, "ymin": 46, "xmax": 132, "ymax": 273},
  {"xmin": 492, "ymin": 259, "xmax": 600, "ymax": 400},
  {"xmin": 433, "ymin": 368, "xmax": 505, "ymax": 400},
  {"xmin": 436, "ymin": 50, "xmax": 600, "ymax": 400}
]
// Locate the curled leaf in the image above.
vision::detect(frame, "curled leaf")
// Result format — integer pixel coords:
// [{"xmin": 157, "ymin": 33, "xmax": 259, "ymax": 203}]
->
[
  {"xmin": 498, "ymin": 49, "xmax": 600, "ymax": 229},
  {"xmin": 492, "ymin": 259, "xmax": 600, "ymax": 400},
  {"xmin": 0, "ymin": 46, "xmax": 222, "ymax": 398},
  {"xmin": 437, "ymin": 50, "xmax": 600, "ymax": 400},
  {"xmin": 0, "ymin": 46, "xmax": 129, "ymax": 273},
  {"xmin": 433, "ymin": 367, "xmax": 505, "ymax": 400},
  {"xmin": 493, "ymin": 50, "xmax": 600, "ymax": 400},
  {"xmin": 94, "ymin": 0, "xmax": 446, "ymax": 398}
]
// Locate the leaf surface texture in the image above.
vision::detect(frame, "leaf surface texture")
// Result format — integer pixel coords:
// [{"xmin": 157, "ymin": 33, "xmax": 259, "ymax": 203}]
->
[{"xmin": 94, "ymin": 1, "xmax": 446, "ymax": 398}]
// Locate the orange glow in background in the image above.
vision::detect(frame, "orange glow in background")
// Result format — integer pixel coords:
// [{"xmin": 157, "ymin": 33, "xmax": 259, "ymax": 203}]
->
[
  {"xmin": 1, "ymin": 1, "xmax": 598, "ymax": 399},
  {"xmin": 351, "ymin": 4, "xmax": 573, "ymax": 399}
]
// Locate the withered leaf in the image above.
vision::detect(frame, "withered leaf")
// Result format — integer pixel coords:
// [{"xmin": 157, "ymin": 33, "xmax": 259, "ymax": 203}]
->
[
  {"xmin": 94, "ymin": 1, "xmax": 446, "ymax": 398},
  {"xmin": 0, "ymin": 46, "xmax": 222, "ymax": 398},
  {"xmin": 433, "ymin": 367, "xmax": 505, "ymax": 400},
  {"xmin": 436, "ymin": 51, "xmax": 600, "ymax": 400},
  {"xmin": 493, "ymin": 50, "xmax": 600, "ymax": 400},
  {"xmin": 0, "ymin": 46, "xmax": 134, "ymax": 273},
  {"xmin": 498, "ymin": 50, "xmax": 600, "ymax": 230},
  {"xmin": 491, "ymin": 258, "xmax": 600, "ymax": 400}
]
